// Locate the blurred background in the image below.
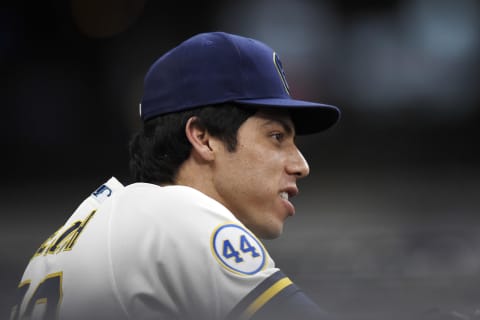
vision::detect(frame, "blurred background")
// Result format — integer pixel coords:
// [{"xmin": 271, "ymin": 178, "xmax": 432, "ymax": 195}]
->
[{"xmin": 2, "ymin": 0, "xmax": 480, "ymax": 319}]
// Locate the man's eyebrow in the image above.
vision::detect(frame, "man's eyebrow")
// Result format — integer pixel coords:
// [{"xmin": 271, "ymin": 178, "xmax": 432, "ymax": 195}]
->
[{"xmin": 262, "ymin": 118, "xmax": 295, "ymax": 135}]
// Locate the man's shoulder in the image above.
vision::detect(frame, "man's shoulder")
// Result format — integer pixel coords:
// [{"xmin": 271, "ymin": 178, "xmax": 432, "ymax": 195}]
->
[
  {"xmin": 119, "ymin": 183, "xmax": 228, "ymax": 213},
  {"xmin": 110, "ymin": 181, "xmax": 236, "ymax": 226}
]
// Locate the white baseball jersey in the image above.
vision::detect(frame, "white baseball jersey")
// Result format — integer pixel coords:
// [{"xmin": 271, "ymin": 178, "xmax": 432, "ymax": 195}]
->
[{"xmin": 11, "ymin": 177, "xmax": 326, "ymax": 320}]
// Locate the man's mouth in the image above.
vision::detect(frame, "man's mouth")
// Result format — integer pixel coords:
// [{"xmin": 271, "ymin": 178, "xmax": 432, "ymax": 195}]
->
[{"xmin": 279, "ymin": 191, "xmax": 289, "ymax": 200}]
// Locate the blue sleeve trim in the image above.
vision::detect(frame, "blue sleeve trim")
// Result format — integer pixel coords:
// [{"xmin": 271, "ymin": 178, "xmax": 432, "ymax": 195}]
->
[
  {"xmin": 227, "ymin": 270, "xmax": 289, "ymax": 319},
  {"xmin": 227, "ymin": 270, "xmax": 329, "ymax": 320}
]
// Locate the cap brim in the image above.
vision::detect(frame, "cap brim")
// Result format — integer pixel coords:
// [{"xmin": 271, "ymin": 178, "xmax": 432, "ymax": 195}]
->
[{"xmin": 233, "ymin": 98, "xmax": 340, "ymax": 135}]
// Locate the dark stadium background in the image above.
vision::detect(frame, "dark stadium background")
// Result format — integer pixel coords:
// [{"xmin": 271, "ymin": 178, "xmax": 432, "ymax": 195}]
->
[{"xmin": 2, "ymin": 1, "xmax": 480, "ymax": 319}]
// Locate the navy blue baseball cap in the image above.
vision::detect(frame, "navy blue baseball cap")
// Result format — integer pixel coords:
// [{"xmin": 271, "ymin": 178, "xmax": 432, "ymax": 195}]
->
[{"xmin": 140, "ymin": 32, "xmax": 340, "ymax": 135}]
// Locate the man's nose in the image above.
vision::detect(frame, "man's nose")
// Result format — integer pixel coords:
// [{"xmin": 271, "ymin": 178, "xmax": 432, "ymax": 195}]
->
[{"xmin": 286, "ymin": 148, "xmax": 310, "ymax": 178}]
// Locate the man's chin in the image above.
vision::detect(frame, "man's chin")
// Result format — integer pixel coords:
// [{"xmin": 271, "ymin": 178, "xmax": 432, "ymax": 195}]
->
[{"xmin": 256, "ymin": 225, "xmax": 284, "ymax": 240}]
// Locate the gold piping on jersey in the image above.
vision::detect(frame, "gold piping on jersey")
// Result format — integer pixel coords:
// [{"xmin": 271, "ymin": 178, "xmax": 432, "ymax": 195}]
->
[{"xmin": 240, "ymin": 277, "xmax": 293, "ymax": 319}]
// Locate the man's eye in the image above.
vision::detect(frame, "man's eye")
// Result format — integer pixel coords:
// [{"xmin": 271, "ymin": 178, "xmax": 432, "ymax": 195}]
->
[{"xmin": 271, "ymin": 133, "xmax": 284, "ymax": 141}]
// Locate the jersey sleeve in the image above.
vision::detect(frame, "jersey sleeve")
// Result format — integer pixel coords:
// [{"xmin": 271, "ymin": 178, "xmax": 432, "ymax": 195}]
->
[
  {"xmin": 227, "ymin": 270, "xmax": 332, "ymax": 320},
  {"xmin": 108, "ymin": 184, "xmax": 327, "ymax": 320}
]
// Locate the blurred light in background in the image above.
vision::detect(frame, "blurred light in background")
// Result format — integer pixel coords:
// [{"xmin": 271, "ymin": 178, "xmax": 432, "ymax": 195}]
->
[
  {"xmin": 345, "ymin": 0, "xmax": 480, "ymax": 118},
  {"xmin": 71, "ymin": 0, "xmax": 146, "ymax": 38}
]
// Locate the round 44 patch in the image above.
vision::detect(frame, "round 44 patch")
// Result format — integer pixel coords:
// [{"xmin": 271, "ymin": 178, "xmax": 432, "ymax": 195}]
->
[{"xmin": 211, "ymin": 224, "xmax": 266, "ymax": 275}]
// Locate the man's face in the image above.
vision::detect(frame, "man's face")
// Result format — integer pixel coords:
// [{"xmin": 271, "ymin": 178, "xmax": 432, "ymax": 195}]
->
[{"xmin": 211, "ymin": 109, "xmax": 310, "ymax": 239}]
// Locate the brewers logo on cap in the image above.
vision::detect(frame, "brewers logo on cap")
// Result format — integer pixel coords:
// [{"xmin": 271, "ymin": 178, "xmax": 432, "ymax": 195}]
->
[{"xmin": 273, "ymin": 52, "xmax": 290, "ymax": 96}]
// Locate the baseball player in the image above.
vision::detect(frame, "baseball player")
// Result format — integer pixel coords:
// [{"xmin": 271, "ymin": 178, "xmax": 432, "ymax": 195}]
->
[{"xmin": 11, "ymin": 32, "xmax": 340, "ymax": 320}]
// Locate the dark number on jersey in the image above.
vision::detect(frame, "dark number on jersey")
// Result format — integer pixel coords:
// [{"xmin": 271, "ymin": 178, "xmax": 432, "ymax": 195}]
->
[
  {"xmin": 223, "ymin": 235, "xmax": 260, "ymax": 263},
  {"xmin": 11, "ymin": 272, "xmax": 63, "ymax": 320}
]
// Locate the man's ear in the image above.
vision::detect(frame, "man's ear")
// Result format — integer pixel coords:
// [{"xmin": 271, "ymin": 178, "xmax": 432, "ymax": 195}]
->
[{"xmin": 185, "ymin": 116, "xmax": 215, "ymax": 161}]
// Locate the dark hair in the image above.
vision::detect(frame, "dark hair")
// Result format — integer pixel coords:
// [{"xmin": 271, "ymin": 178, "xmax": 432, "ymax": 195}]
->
[{"xmin": 129, "ymin": 103, "xmax": 256, "ymax": 184}]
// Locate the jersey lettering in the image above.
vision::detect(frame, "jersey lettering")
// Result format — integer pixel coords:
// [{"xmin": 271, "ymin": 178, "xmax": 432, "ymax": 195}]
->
[{"xmin": 33, "ymin": 210, "xmax": 96, "ymax": 258}]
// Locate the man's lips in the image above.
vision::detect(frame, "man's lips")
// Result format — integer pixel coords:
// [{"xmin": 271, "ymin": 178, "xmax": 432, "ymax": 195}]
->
[
  {"xmin": 280, "ymin": 186, "xmax": 299, "ymax": 199},
  {"xmin": 279, "ymin": 186, "xmax": 299, "ymax": 216}
]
